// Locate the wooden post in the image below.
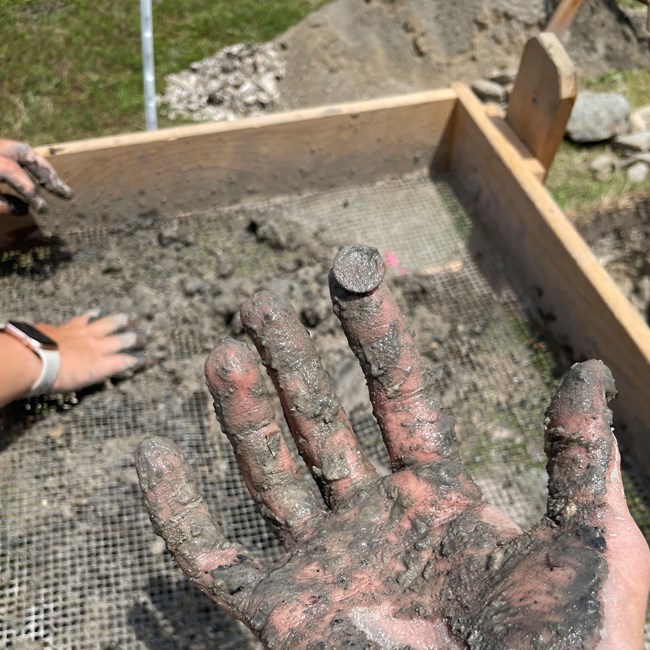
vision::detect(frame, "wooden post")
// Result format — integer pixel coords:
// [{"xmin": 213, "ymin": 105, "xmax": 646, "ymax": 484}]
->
[
  {"xmin": 505, "ymin": 33, "xmax": 577, "ymax": 177},
  {"xmin": 546, "ymin": 0, "xmax": 585, "ymax": 36}
]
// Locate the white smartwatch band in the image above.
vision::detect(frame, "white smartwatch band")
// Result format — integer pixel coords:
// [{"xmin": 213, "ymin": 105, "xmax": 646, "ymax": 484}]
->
[
  {"xmin": 1, "ymin": 321, "xmax": 61, "ymax": 397},
  {"xmin": 29, "ymin": 346, "xmax": 61, "ymax": 396}
]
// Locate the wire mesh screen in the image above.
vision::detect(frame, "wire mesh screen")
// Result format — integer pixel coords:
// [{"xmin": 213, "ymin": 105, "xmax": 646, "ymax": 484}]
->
[{"xmin": 1, "ymin": 170, "xmax": 648, "ymax": 649}]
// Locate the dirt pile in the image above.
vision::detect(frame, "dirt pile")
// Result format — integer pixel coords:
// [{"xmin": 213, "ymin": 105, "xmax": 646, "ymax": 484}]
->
[{"xmin": 273, "ymin": 0, "xmax": 649, "ymax": 110}]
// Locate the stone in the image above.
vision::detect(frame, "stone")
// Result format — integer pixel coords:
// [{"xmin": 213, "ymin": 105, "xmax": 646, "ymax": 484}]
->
[
  {"xmin": 471, "ymin": 79, "xmax": 507, "ymax": 103},
  {"xmin": 622, "ymin": 152, "xmax": 650, "ymax": 166},
  {"xmin": 566, "ymin": 91, "xmax": 630, "ymax": 143},
  {"xmin": 613, "ymin": 131, "xmax": 650, "ymax": 153},
  {"xmin": 159, "ymin": 42, "xmax": 286, "ymax": 122},
  {"xmin": 630, "ymin": 105, "xmax": 650, "ymax": 132},
  {"xmin": 181, "ymin": 277, "xmax": 207, "ymax": 297},
  {"xmin": 487, "ymin": 68, "xmax": 518, "ymax": 85},
  {"xmin": 626, "ymin": 161, "xmax": 649, "ymax": 183},
  {"xmin": 589, "ymin": 153, "xmax": 618, "ymax": 182}
]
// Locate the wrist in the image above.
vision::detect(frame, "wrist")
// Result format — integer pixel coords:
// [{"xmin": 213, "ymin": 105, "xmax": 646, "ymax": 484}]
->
[
  {"xmin": 0, "ymin": 321, "xmax": 61, "ymax": 398},
  {"xmin": 0, "ymin": 331, "xmax": 43, "ymax": 404}
]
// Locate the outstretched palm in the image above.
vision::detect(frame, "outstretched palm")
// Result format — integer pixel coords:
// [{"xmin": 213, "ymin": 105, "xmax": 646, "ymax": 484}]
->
[{"xmin": 136, "ymin": 245, "xmax": 649, "ymax": 649}]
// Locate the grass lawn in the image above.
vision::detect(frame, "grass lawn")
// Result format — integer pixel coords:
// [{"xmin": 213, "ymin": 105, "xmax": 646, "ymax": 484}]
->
[{"xmin": 0, "ymin": 0, "xmax": 328, "ymax": 144}]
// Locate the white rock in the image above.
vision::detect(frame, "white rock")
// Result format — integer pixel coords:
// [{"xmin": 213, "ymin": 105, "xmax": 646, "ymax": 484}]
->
[
  {"xmin": 589, "ymin": 152, "xmax": 618, "ymax": 182},
  {"xmin": 630, "ymin": 105, "xmax": 650, "ymax": 132},
  {"xmin": 471, "ymin": 79, "xmax": 507, "ymax": 103},
  {"xmin": 626, "ymin": 161, "xmax": 649, "ymax": 183},
  {"xmin": 613, "ymin": 131, "xmax": 650, "ymax": 153},
  {"xmin": 566, "ymin": 91, "xmax": 630, "ymax": 143}
]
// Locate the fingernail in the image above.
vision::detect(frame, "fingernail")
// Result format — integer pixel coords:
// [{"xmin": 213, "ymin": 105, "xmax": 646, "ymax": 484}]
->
[
  {"xmin": 113, "ymin": 312, "xmax": 134, "ymax": 329},
  {"xmin": 118, "ymin": 331, "xmax": 147, "ymax": 351},
  {"xmin": 56, "ymin": 180, "xmax": 74, "ymax": 199},
  {"xmin": 32, "ymin": 195, "xmax": 48, "ymax": 213},
  {"xmin": 85, "ymin": 308, "xmax": 101, "ymax": 320}
]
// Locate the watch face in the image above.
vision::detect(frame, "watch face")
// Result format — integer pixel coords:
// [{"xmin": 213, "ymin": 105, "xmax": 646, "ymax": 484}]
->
[{"xmin": 6, "ymin": 321, "xmax": 58, "ymax": 349}]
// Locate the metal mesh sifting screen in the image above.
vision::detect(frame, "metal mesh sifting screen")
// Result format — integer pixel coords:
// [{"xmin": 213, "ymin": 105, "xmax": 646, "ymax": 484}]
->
[{"xmin": 1, "ymin": 170, "xmax": 648, "ymax": 649}]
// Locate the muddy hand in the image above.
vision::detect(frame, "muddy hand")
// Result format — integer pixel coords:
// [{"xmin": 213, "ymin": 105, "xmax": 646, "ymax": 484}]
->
[
  {"xmin": 136, "ymin": 245, "xmax": 650, "ymax": 649},
  {"xmin": 0, "ymin": 139, "xmax": 73, "ymax": 215}
]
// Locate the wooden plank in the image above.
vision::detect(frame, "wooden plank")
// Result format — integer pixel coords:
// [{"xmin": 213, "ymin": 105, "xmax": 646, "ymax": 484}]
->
[
  {"xmin": 0, "ymin": 90, "xmax": 456, "ymax": 249},
  {"xmin": 487, "ymin": 115, "xmax": 546, "ymax": 182},
  {"xmin": 505, "ymin": 33, "xmax": 577, "ymax": 176},
  {"xmin": 482, "ymin": 102, "xmax": 545, "ymax": 180},
  {"xmin": 546, "ymin": 0, "xmax": 585, "ymax": 35},
  {"xmin": 446, "ymin": 82, "xmax": 650, "ymax": 469}
]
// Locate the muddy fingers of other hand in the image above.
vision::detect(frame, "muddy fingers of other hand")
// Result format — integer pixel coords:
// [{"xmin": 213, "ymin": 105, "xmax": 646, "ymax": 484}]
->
[
  {"xmin": 543, "ymin": 360, "xmax": 619, "ymax": 526},
  {"xmin": 0, "ymin": 154, "xmax": 46, "ymax": 212},
  {"xmin": 4, "ymin": 140, "xmax": 74, "ymax": 199},
  {"xmin": 329, "ymin": 245, "xmax": 458, "ymax": 470},
  {"xmin": 135, "ymin": 436, "xmax": 266, "ymax": 616},
  {"xmin": 205, "ymin": 339, "xmax": 326, "ymax": 544},
  {"xmin": 240, "ymin": 291, "xmax": 377, "ymax": 507}
]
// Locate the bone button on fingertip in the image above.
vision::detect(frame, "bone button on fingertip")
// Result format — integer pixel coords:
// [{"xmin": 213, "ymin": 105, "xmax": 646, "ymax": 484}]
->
[{"xmin": 332, "ymin": 244, "xmax": 385, "ymax": 295}]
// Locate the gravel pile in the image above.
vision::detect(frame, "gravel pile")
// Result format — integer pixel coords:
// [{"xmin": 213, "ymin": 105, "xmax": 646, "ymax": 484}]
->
[{"xmin": 158, "ymin": 42, "xmax": 285, "ymax": 122}]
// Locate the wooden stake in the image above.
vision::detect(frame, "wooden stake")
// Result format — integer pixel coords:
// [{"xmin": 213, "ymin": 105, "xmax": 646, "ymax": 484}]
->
[
  {"xmin": 546, "ymin": 0, "xmax": 585, "ymax": 36},
  {"xmin": 505, "ymin": 33, "xmax": 577, "ymax": 176}
]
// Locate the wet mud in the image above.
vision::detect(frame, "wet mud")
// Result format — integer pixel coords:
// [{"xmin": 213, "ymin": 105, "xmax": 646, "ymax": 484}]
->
[
  {"xmin": 2, "ymin": 175, "xmax": 642, "ymax": 648},
  {"xmin": 135, "ymin": 247, "xmax": 615, "ymax": 650}
]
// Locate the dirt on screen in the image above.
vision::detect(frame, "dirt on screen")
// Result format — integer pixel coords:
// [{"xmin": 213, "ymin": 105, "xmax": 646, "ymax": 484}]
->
[{"xmin": 1, "ymin": 0, "xmax": 649, "ymax": 646}]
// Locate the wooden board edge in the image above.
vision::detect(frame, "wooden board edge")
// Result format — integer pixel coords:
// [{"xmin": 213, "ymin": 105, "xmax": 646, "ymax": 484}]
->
[
  {"xmin": 447, "ymin": 81, "xmax": 650, "ymax": 467},
  {"xmin": 1, "ymin": 89, "xmax": 458, "ymax": 249},
  {"xmin": 34, "ymin": 89, "xmax": 458, "ymax": 159}
]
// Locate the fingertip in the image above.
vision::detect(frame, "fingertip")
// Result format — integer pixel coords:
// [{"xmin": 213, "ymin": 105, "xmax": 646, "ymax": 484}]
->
[
  {"xmin": 118, "ymin": 331, "xmax": 147, "ymax": 351},
  {"xmin": 55, "ymin": 180, "xmax": 74, "ymax": 199},
  {"xmin": 239, "ymin": 290, "xmax": 292, "ymax": 335},
  {"xmin": 31, "ymin": 194, "xmax": 48, "ymax": 213},
  {"xmin": 135, "ymin": 435, "xmax": 187, "ymax": 491},
  {"xmin": 205, "ymin": 338, "xmax": 253, "ymax": 386},
  {"xmin": 546, "ymin": 360, "xmax": 616, "ymax": 426}
]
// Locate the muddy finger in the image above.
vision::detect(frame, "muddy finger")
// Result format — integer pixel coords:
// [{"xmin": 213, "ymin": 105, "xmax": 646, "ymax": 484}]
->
[
  {"xmin": 0, "ymin": 156, "xmax": 47, "ymax": 212},
  {"xmin": 135, "ymin": 435, "xmax": 266, "ymax": 617},
  {"xmin": 544, "ymin": 360, "xmax": 620, "ymax": 527},
  {"xmin": 205, "ymin": 339, "xmax": 326, "ymax": 545},
  {"xmin": 240, "ymin": 290, "xmax": 377, "ymax": 507},
  {"xmin": 329, "ymin": 244, "xmax": 459, "ymax": 470},
  {"xmin": 9, "ymin": 141, "xmax": 74, "ymax": 199}
]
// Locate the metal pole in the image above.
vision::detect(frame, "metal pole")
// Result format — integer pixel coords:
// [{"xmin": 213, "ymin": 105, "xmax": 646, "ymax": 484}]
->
[{"xmin": 140, "ymin": 0, "xmax": 157, "ymax": 130}]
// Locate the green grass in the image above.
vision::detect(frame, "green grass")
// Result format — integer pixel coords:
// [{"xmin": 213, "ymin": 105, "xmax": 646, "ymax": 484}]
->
[
  {"xmin": 617, "ymin": 0, "xmax": 646, "ymax": 9},
  {"xmin": 547, "ymin": 66, "xmax": 650, "ymax": 215},
  {"xmin": 546, "ymin": 141, "xmax": 641, "ymax": 215},
  {"xmin": 0, "ymin": 0, "xmax": 328, "ymax": 144}
]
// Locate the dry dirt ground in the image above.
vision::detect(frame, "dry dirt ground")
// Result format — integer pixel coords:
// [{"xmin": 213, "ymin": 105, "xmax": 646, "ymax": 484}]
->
[
  {"xmin": 576, "ymin": 192, "xmax": 650, "ymax": 323},
  {"xmin": 273, "ymin": 0, "xmax": 649, "ymax": 110}
]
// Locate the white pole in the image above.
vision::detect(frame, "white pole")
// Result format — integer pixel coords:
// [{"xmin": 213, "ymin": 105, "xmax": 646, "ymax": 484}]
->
[{"xmin": 140, "ymin": 0, "xmax": 157, "ymax": 130}]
